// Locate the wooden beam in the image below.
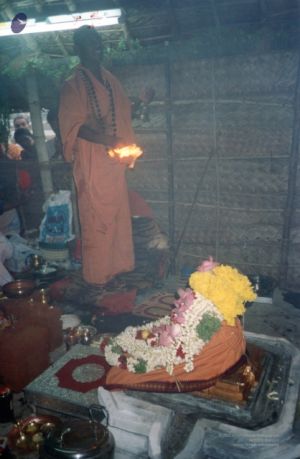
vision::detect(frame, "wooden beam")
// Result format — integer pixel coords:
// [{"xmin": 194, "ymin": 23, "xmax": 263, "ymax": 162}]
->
[
  {"xmin": 166, "ymin": 0, "xmax": 180, "ymax": 40},
  {"xmin": 165, "ymin": 58, "xmax": 176, "ymax": 274},
  {"xmin": 26, "ymin": 71, "xmax": 54, "ymax": 197}
]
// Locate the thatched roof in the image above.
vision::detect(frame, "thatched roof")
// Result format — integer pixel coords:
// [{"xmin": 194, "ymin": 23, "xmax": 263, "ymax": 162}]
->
[
  {"xmin": 0, "ymin": 0, "xmax": 298, "ymax": 59},
  {"xmin": 0, "ymin": 0, "xmax": 299, "ymax": 112}
]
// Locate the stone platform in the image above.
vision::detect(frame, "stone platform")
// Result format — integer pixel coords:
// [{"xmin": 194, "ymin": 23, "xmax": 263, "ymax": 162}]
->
[
  {"xmin": 25, "ymin": 344, "xmax": 102, "ymax": 420},
  {"xmin": 98, "ymin": 331, "xmax": 300, "ymax": 459},
  {"xmin": 23, "ymin": 288, "xmax": 300, "ymax": 459}
]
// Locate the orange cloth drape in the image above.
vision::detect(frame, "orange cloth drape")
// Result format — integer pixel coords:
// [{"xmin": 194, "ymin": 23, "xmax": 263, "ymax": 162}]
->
[
  {"xmin": 59, "ymin": 65, "xmax": 135, "ymax": 284},
  {"xmin": 105, "ymin": 320, "xmax": 246, "ymax": 389}
]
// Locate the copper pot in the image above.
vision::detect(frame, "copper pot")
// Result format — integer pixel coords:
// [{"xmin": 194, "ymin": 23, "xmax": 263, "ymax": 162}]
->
[{"xmin": 2, "ymin": 279, "xmax": 36, "ymax": 298}]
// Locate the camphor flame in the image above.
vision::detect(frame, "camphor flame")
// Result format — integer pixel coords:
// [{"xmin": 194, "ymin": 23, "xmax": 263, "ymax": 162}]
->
[
  {"xmin": 7, "ymin": 143, "xmax": 23, "ymax": 160},
  {"xmin": 108, "ymin": 143, "xmax": 143, "ymax": 169}
]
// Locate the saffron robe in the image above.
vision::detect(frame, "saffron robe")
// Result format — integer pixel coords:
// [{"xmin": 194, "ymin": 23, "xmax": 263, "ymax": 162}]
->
[{"xmin": 59, "ymin": 65, "xmax": 135, "ymax": 284}]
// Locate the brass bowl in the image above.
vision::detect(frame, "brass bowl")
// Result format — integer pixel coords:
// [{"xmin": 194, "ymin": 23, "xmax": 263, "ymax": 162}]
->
[
  {"xmin": 2, "ymin": 279, "xmax": 36, "ymax": 298},
  {"xmin": 8, "ymin": 415, "xmax": 62, "ymax": 453}
]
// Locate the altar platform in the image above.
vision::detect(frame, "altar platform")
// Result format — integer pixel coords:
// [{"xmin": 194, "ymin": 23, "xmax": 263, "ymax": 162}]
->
[
  {"xmin": 24, "ymin": 344, "xmax": 107, "ymax": 420},
  {"xmin": 22, "ymin": 286, "xmax": 300, "ymax": 459},
  {"xmin": 23, "ymin": 327, "xmax": 300, "ymax": 459}
]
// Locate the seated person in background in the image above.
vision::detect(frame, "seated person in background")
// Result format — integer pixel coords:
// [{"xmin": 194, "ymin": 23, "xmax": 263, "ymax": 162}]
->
[
  {"xmin": 46, "ymin": 108, "xmax": 63, "ymax": 159},
  {"xmin": 14, "ymin": 128, "xmax": 37, "ymax": 161},
  {"xmin": 0, "ymin": 178, "xmax": 22, "ymax": 286}
]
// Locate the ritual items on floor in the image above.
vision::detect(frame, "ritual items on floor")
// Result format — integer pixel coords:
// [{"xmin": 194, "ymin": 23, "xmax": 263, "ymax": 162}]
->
[
  {"xmin": 40, "ymin": 415, "xmax": 115, "ymax": 459},
  {"xmin": 60, "ymin": 313, "xmax": 81, "ymax": 330},
  {"xmin": 103, "ymin": 258, "xmax": 257, "ymax": 392},
  {"xmin": 64, "ymin": 325, "xmax": 97, "ymax": 349},
  {"xmin": 2, "ymin": 278, "xmax": 36, "ymax": 298},
  {"xmin": 7, "ymin": 414, "xmax": 62, "ymax": 454}
]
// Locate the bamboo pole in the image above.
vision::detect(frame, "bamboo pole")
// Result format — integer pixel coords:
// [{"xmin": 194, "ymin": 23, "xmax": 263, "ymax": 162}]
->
[
  {"xmin": 165, "ymin": 58, "xmax": 176, "ymax": 274},
  {"xmin": 279, "ymin": 52, "xmax": 300, "ymax": 287},
  {"xmin": 26, "ymin": 71, "xmax": 54, "ymax": 197}
]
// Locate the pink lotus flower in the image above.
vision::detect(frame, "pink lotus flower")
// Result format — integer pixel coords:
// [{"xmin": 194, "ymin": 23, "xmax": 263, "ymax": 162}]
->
[
  {"xmin": 197, "ymin": 256, "xmax": 219, "ymax": 272},
  {"xmin": 156, "ymin": 323, "xmax": 181, "ymax": 347},
  {"xmin": 174, "ymin": 288, "xmax": 194, "ymax": 309},
  {"xmin": 171, "ymin": 309, "xmax": 186, "ymax": 324},
  {"xmin": 158, "ymin": 327, "xmax": 174, "ymax": 347},
  {"xmin": 172, "ymin": 288, "xmax": 195, "ymax": 324},
  {"xmin": 170, "ymin": 323, "xmax": 181, "ymax": 337}
]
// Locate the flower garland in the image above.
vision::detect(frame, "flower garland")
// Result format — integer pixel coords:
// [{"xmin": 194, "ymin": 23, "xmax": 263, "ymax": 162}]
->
[
  {"xmin": 105, "ymin": 290, "xmax": 223, "ymax": 375},
  {"xmin": 104, "ymin": 258, "xmax": 256, "ymax": 375}
]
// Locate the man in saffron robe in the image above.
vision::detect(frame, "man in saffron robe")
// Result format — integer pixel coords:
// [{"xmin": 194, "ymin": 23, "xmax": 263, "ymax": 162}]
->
[{"xmin": 59, "ymin": 26, "xmax": 135, "ymax": 285}]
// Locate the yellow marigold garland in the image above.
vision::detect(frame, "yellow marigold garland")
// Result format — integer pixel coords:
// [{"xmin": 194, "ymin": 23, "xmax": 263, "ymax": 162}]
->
[{"xmin": 189, "ymin": 265, "xmax": 257, "ymax": 326}]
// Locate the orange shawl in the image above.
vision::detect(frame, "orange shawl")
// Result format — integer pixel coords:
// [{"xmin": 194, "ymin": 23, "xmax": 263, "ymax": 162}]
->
[{"xmin": 104, "ymin": 320, "xmax": 246, "ymax": 391}]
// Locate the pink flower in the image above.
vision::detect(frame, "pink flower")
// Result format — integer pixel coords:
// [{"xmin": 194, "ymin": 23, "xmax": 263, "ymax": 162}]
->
[
  {"xmin": 174, "ymin": 288, "xmax": 194, "ymax": 309},
  {"xmin": 171, "ymin": 310, "xmax": 186, "ymax": 324},
  {"xmin": 197, "ymin": 256, "xmax": 219, "ymax": 272},
  {"xmin": 159, "ymin": 327, "xmax": 174, "ymax": 347},
  {"xmin": 156, "ymin": 323, "xmax": 181, "ymax": 347},
  {"xmin": 172, "ymin": 288, "xmax": 195, "ymax": 324},
  {"xmin": 170, "ymin": 323, "xmax": 181, "ymax": 338}
]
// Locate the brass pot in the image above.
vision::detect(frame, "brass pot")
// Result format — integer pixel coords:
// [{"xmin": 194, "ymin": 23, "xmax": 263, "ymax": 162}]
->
[{"xmin": 26, "ymin": 254, "xmax": 45, "ymax": 271}]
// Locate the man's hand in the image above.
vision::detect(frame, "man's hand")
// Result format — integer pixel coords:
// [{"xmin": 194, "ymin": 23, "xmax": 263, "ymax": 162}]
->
[{"xmin": 78, "ymin": 119, "xmax": 121, "ymax": 147}]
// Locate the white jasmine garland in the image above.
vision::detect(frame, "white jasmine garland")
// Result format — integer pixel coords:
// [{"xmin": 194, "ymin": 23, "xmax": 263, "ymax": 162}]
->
[{"xmin": 104, "ymin": 293, "xmax": 223, "ymax": 375}]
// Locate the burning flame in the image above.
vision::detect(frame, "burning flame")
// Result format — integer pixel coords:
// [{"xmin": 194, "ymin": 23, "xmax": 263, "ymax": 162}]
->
[
  {"xmin": 108, "ymin": 144, "xmax": 143, "ymax": 169},
  {"xmin": 7, "ymin": 143, "xmax": 23, "ymax": 160}
]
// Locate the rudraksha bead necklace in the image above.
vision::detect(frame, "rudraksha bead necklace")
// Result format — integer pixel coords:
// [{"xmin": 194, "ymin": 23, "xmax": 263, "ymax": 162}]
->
[{"xmin": 79, "ymin": 68, "xmax": 117, "ymax": 138}]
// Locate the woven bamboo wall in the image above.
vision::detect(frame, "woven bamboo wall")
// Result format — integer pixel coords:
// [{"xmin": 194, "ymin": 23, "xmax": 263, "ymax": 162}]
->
[{"xmin": 113, "ymin": 51, "xmax": 300, "ymax": 290}]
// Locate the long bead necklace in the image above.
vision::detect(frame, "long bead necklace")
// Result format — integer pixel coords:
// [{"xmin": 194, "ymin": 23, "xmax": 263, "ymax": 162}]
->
[{"xmin": 79, "ymin": 68, "xmax": 117, "ymax": 138}]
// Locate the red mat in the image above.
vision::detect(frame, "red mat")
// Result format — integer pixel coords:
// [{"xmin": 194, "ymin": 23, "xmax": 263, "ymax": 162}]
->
[{"xmin": 55, "ymin": 355, "xmax": 111, "ymax": 393}]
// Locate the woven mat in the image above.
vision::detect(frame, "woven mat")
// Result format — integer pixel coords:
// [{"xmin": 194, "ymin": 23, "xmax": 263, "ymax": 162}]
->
[{"xmin": 133, "ymin": 291, "xmax": 176, "ymax": 319}]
